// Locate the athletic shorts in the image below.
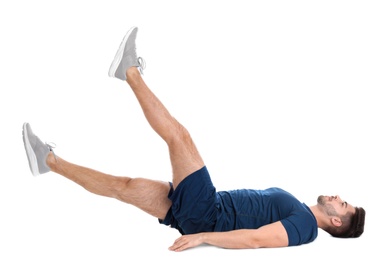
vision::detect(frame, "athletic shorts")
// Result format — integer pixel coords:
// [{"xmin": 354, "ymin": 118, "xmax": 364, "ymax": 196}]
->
[{"xmin": 159, "ymin": 166, "xmax": 218, "ymax": 235}]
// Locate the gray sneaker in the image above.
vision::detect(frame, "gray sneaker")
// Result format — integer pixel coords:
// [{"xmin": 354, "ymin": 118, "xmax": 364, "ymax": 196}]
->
[
  {"xmin": 22, "ymin": 122, "xmax": 53, "ymax": 176},
  {"xmin": 108, "ymin": 26, "xmax": 146, "ymax": 81}
]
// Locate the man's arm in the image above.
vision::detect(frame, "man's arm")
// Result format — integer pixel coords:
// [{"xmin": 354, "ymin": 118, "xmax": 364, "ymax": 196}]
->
[{"xmin": 169, "ymin": 221, "xmax": 288, "ymax": 252}]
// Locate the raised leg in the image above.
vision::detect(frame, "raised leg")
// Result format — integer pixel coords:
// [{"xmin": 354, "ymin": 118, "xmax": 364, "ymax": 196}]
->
[
  {"xmin": 23, "ymin": 26, "xmax": 205, "ymax": 222},
  {"xmin": 125, "ymin": 67, "xmax": 205, "ymax": 189},
  {"xmin": 47, "ymin": 153, "xmax": 171, "ymax": 220}
]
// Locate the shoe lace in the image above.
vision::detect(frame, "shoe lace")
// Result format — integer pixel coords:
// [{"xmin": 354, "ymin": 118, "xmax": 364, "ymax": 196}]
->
[{"xmin": 137, "ymin": 57, "xmax": 146, "ymax": 75}]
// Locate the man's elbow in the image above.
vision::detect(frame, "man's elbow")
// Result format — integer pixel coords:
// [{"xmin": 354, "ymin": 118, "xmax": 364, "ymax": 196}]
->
[
  {"xmin": 240, "ymin": 238, "xmax": 262, "ymax": 249},
  {"xmin": 243, "ymin": 237, "xmax": 287, "ymax": 249}
]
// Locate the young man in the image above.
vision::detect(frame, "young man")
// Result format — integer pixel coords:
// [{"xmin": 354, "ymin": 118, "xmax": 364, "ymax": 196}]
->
[{"xmin": 22, "ymin": 26, "xmax": 365, "ymax": 252}]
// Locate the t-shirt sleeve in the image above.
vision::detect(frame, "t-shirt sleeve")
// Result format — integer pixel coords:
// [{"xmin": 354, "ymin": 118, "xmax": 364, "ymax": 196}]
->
[{"xmin": 280, "ymin": 211, "xmax": 318, "ymax": 246}]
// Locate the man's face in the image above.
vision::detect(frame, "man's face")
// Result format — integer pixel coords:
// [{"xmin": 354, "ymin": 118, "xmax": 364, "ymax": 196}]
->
[{"xmin": 317, "ymin": 195, "xmax": 355, "ymax": 216}]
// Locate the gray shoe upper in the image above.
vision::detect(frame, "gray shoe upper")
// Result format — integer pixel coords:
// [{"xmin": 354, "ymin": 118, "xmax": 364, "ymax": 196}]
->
[
  {"xmin": 114, "ymin": 27, "xmax": 138, "ymax": 80},
  {"xmin": 22, "ymin": 123, "xmax": 51, "ymax": 175},
  {"xmin": 109, "ymin": 27, "xmax": 145, "ymax": 81}
]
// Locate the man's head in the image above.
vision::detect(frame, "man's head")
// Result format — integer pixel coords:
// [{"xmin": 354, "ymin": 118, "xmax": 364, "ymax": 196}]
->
[{"xmin": 317, "ymin": 195, "xmax": 366, "ymax": 238}]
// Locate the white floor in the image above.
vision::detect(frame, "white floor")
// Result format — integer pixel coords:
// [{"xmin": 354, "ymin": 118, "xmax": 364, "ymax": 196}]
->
[{"xmin": 1, "ymin": 1, "xmax": 374, "ymax": 259}]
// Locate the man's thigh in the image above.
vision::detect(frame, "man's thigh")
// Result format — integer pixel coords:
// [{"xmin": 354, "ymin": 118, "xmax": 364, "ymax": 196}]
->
[{"xmin": 168, "ymin": 124, "xmax": 205, "ymax": 189}]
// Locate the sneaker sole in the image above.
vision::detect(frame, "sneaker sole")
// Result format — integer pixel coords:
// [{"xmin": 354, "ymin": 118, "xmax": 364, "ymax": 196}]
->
[
  {"xmin": 22, "ymin": 123, "xmax": 40, "ymax": 176},
  {"xmin": 108, "ymin": 26, "xmax": 137, "ymax": 78}
]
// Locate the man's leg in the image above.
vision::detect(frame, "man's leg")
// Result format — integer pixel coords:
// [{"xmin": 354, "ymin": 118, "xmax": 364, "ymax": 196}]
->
[
  {"xmin": 125, "ymin": 67, "xmax": 205, "ymax": 189},
  {"xmin": 47, "ymin": 154, "xmax": 171, "ymax": 219},
  {"xmin": 22, "ymin": 123, "xmax": 171, "ymax": 220},
  {"xmin": 108, "ymin": 26, "xmax": 205, "ymax": 189}
]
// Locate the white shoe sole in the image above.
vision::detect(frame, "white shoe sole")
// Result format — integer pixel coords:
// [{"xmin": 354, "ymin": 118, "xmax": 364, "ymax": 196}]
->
[
  {"xmin": 108, "ymin": 26, "xmax": 137, "ymax": 78},
  {"xmin": 23, "ymin": 123, "xmax": 40, "ymax": 176}
]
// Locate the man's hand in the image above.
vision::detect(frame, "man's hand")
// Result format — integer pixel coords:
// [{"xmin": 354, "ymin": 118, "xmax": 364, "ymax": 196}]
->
[{"xmin": 169, "ymin": 234, "xmax": 204, "ymax": 252}]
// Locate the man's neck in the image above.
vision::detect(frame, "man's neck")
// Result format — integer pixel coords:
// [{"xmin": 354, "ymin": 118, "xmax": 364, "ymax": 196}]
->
[{"xmin": 309, "ymin": 205, "xmax": 326, "ymax": 229}]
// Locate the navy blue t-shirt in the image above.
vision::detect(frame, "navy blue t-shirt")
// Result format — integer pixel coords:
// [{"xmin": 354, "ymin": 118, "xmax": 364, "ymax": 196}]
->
[{"xmin": 214, "ymin": 187, "xmax": 318, "ymax": 246}]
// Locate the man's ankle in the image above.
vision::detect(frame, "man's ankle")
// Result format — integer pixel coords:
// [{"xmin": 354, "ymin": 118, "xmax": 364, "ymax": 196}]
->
[
  {"xmin": 126, "ymin": 67, "xmax": 141, "ymax": 82},
  {"xmin": 46, "ymin": 152, "xmax": 57, "ymax": 169}
]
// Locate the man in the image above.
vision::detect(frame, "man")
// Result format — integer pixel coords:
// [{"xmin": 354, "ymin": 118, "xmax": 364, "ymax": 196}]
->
[{"xmin": 22, "ymin": 26, "xmax": 365, "ymax": 252}]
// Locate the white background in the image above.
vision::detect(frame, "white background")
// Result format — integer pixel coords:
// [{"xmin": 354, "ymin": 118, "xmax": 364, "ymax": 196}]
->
[{"xmin": 1, "ymin": 1, "xmax": 374, "ymax": 259}]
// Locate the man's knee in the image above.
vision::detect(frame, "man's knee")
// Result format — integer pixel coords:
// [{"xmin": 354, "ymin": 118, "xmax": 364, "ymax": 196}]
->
[
  {"xmin": 166, "ymin": 121, "xmax": 192, "ymax": 146},
  {"xmin": 110, "ymin": 177, "xmax": 132, "ymax": 200}
]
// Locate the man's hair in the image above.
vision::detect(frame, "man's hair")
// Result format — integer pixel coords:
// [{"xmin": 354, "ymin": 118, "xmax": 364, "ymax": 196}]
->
[{"xmin": 325, "ymin": 207, "xmax": 366, "ymax": 238}]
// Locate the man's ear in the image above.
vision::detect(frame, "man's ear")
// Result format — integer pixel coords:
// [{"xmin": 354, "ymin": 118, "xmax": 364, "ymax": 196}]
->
[{"xmin": 331, "ymin": 217, "xmax": 342, "ymax": 227}]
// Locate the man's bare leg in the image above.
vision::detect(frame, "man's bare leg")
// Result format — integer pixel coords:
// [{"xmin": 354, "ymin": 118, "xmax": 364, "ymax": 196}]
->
[
  {"xmin": 125, "ymin": 67, "xmax": 205, "ymax": 189},
  {"xmin": 46, "ymin": 153, "xmax": 171, "ymax": 220},
  {"xmin": 43, "ymin": 65, "xmax": 205, "ymax": 220},
  {"xmin": 23, "ymin": 26, "xmax": 204, "ymax": 222}
]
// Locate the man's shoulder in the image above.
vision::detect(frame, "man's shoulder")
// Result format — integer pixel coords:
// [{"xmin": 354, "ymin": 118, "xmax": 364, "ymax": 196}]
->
[{"xmin": 264, "ymin": 187, "xmax": 300, "ymax": 201}]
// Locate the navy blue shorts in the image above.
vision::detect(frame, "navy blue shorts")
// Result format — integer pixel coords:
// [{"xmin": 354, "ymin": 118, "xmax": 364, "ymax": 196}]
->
[{"xmin": 159, "ymin": 166, "xmax": 218, "ymax": 235}]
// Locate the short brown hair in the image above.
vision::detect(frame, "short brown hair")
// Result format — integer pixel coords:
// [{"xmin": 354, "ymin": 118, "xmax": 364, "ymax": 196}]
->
[{"xmin": 326, "ymin": 207, "xmax": 366, "ymax": 238}]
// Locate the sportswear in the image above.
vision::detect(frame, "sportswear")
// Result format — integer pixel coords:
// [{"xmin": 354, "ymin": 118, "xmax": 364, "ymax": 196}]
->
[
  {"xmin": 108, "ymin": 26, "xmax": 145, "ymax": 81},
  {"xmin": 160, "ymin": 167, "xmax": 318, "ymax": 246},
  {"xmin": 22, "ymin": 122, "xmax": 54, "ymax": 176}
]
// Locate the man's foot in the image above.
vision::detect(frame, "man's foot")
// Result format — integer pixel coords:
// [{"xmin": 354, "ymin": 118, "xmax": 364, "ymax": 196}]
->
[
  {"xmin": 108, "ymin": 26, "xmax": 146, "ymax": 81},
  {"xmin": 22, "ymin": 122, "xmax": 54, "ymax": 176}
]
